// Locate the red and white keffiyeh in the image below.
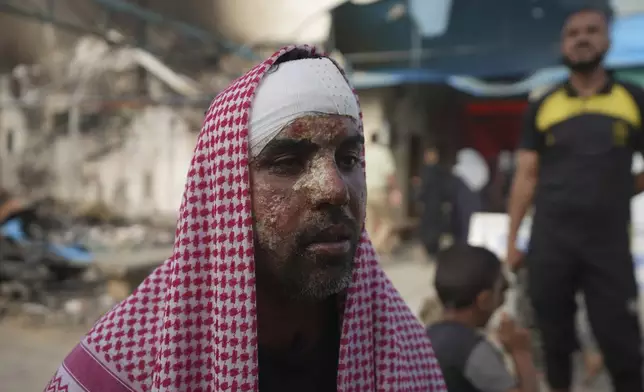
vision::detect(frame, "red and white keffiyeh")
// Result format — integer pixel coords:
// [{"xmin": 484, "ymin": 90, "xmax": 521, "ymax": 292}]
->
[{"xmin": 45, "ymin": 45, "xmax": 446, "ymax": 392}]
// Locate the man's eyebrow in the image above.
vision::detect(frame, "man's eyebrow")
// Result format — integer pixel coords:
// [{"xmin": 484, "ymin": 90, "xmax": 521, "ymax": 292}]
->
[
  {"xmin": 258, "ymin": 138, "xmax": 317, "ymax": 156},
  {"xmin": 257, "ymin": 134, "xmax": 364, "ymax": 159},
  {"xmin": 340, "ymin": 135, "xmax": 365, "ymax": 147}
]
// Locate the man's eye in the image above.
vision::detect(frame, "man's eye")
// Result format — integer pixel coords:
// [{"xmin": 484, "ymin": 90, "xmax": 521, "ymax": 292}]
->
[
  {"xmin": 338, "ymin": 154, "xmax": 361, "ymax": 169},
  {"xmin": 270, "ymin": 157, "xmax": 304, "ymax": 174}
]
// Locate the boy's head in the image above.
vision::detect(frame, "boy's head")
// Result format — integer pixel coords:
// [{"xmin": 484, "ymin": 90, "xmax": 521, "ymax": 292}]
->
[{"xmin": 434, "ymin": 244, "xmax": 508, "ymax": 327}]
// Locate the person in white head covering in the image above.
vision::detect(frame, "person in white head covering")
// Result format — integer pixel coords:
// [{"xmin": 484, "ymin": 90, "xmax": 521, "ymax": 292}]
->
[
  {"xmin": 452, "ymin": 148, "xmax": 489, "ymax": 194},
  {"xmin": 417, "ymin": 147, "xmax": 485, "ymax": 256},
  {"xmin": 449, "ymin": 149, "xmax": 485, "ymax": 243}
]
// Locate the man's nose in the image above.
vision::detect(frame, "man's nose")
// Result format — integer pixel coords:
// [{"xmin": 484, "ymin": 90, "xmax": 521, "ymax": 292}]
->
[
  {"xmin": 308, "ymin": 160, "xmax": 350, "ymax": 207},
  {"xmin": 576, "ymin": 38, "xmax": 591, "ymax": 46}
]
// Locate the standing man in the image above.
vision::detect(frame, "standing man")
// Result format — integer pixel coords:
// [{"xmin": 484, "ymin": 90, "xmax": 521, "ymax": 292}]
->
[
  {"xmin": 365, "ymin": 132, "xmax": 400, "ymax": 254},
  {"xmin": 45, "ymin": 46, "xmax": 446, "ymax": 392},
  {"xmin": 507, "ymin": 7, "xmax": 644, "ymax": 392},
  {"xmin": 417, "ymin": 147, "xmax": 447, "ymax": 257},
  {"xmin": 450, "ymin": 148, "xmax": 486, "ymax": 243}
]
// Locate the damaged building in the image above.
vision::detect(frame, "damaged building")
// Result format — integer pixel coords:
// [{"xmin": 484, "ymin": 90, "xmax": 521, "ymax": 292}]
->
[
  {"xmin": 0, "ymin": 36, "xmax": 212, "ymax": 220},
  {"xmin": 0, "ymin": 0, "xmax": 372, "ymax": 222}
]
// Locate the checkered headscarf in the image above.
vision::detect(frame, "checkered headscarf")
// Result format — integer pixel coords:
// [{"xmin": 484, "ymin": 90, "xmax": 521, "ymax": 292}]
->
[{"xmin": 45, "ymin": 45, "xmax": 446, "ymax": 392}]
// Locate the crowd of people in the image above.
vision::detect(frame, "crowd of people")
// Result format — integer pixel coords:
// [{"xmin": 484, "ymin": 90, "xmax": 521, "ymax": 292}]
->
[{"xmin": 41, "ymin": 5, "xmax": 644, "ymax": 392}]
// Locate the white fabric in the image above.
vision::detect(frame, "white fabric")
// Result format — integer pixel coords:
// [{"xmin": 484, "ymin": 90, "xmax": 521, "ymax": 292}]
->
[
  {"xmin": 249, "ymin": 58, "xmax": 361, "ymax": 157},
  {"xmin": 498, "ymin": 150, "xmax": 514, "ymax": 172},
  {"xmin": 365, "ymin": 143, "xmax": 396, "ymax": 195},
  {"xmin": 633, "ymin": 152, "xmax": 644, "ymax": 173},
  {"xmin": 452, "ymin": 148, "xmax": 489, "ymax": 192}
]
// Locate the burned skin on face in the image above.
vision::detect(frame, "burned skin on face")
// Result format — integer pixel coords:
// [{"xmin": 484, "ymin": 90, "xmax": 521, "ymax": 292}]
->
[{"xmin": 250, "ymin": 114, "xmax": 366, "ymax": 300}]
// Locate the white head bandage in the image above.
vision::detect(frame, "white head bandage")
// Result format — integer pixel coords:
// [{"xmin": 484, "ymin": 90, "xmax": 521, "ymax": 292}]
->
[{"xmin": 249, "ymin": 58, "xmax": 361, "ymax": 157}]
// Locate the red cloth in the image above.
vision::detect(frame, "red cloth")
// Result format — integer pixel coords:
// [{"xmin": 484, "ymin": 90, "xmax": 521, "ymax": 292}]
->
[
  {"xmin": 44, "ymin": 45, "xmax": 446, "ymax": 392},
  {"xmin": 464, "ymin": 102, "xmax": 526, "ymax": 159}
]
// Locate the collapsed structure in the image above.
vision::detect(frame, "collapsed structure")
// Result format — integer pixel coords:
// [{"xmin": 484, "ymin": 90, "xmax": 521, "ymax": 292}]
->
[{"xmin": 0, "ymin": 35, "xmax": 237, "ymax": 221}]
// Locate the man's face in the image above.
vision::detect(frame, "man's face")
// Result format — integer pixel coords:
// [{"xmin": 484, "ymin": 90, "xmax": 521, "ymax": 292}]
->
[
  {"xmin": 250, "ymin": 114, "xmax": 366, "ymax": 301},
  {"xmin": 561, "ymin": 10, "xmax": 610, "ymax": 73},
  {"xmin": 424, "ymin": 149, "xmax": 439, "ymax": 165}
]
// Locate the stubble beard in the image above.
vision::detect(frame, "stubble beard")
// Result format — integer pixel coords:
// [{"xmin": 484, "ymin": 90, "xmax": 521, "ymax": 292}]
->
[
  {"xmin": 294, "ymin": 252, "xmax": 355, "ymax": 300},
  {"xmin": 562, "ymin": 50, "xmax": 606, "ymax": 74},
  {"xmin": 254, "ymin": 236, "xmax": 358, "ymax": 302}
]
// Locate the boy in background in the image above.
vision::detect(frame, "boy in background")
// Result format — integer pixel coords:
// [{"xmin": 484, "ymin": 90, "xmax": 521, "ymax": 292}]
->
[{"xmin": 427, "ymin": 244, "xmax": 539, "ymax": 392}]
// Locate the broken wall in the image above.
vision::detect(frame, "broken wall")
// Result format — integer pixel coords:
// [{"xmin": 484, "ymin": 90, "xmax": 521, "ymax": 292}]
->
[
  {"xmin": 80, "ymin": 106, "xmax": 196, "ymax": 219},
  {"xmin": 0, "ymin": 76, "xmax": 29, "ymax": 191}
]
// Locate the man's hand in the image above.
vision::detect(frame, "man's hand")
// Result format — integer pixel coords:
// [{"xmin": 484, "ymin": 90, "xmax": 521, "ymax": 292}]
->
[
  {"xmin": 506, "ymin": 245, "xmax": 525, "ymax": 272},
  {"xmin": 497, "ymin": 313, "xmax": 531, "ymax": 354},
  {"xmin": 389, "ymin": 189, "xmax": 402, "ymax": 207},
  {"xmin": 635, "ymin": 172, "xmax": 644, "ymax": 195}
]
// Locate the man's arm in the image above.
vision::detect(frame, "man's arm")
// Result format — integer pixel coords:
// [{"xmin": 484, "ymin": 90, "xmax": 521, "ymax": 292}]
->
[
  {"xmin": 634, "ymin": 110, "xmax": 644, "ymax": 195},
  {"xmin": 387, "ymin": 173, "xmax": 399, "ymax": 191},
  {"xmin": 507, "ymin": 151, "xmax": 539, "ymax": 253},
  {"xmin": 618, "ymin": 81, "xmax": 644, "ymax": 194},
  {"xmin": 635, "ymin": 172, "xmax": 644, "ymax": 195},
  {"xmin": 507, "ymin": 102, "xmax": 542, "ymax": 258},
  {"xmin": 509, "ymin": 349, "xmax": 539, "ymax": 392},
  {"xmin": 626, "ymin": 83, "xmax": 644, "ymax": 194}
]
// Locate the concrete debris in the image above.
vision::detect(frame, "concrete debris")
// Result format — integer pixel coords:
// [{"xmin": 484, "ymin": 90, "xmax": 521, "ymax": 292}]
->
[
  {"xmin": 0, "ymin": 31, "xmax": 222, "ymax": 221},
  {"xmin": 80, "ymin": 223, "xmax": 175, "ymax": 251}
]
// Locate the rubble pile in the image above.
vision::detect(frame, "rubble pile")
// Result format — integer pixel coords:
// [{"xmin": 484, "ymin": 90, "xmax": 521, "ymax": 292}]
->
[
  {"xmin": 28, "ymin": 198, "xmax": 175, "ymax": 252},
  {"xmin": 80, "ymin": 223, "xmax": 174, "ymax": 251}
]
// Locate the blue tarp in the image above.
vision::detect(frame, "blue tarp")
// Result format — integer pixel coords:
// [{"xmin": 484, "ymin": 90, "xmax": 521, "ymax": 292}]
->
[{"xmin": 1, "ymin": 219, "xmax": 94, "ymax": 264}]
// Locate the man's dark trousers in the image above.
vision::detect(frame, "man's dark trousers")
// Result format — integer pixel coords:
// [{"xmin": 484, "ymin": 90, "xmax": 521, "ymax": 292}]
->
[{"xmin": 527, "ymin": 212, "xmax": 643, "ymax": 391}]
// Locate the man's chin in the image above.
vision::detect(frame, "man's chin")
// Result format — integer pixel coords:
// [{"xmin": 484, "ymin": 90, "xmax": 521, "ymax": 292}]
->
[
  {"xmin": 297, "ymin": 270, "xmax": 353, "ymax": 301},
  {"xmin": 563, "ymin": 55, "xmax": 605, "ymax": 74},
  {"xmin": 291, "ymin": 254, "xmax": 355, "ymax": 301}
]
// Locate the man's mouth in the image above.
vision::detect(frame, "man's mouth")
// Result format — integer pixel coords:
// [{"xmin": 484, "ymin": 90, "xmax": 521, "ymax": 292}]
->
[
  {"xmin": 574, "ymin": 44, "xmax": 593, "ymax": 52},
  {"xmin": 306, "ymin": 225, "xmax": 354, "ymax": 255},
  {"xmin": 307, "ymin": 241, "xmax": 351, "ymax": 255}
]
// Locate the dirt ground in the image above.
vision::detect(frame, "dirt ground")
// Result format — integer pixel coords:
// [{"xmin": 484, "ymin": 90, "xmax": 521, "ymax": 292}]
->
[
  {"xmin": 1, "ymin": 318, "xmax": 84, "ymax": 391},
  {"xmin": 0, "ymin": 248, "xmax": 612, "ymax": 391}
]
